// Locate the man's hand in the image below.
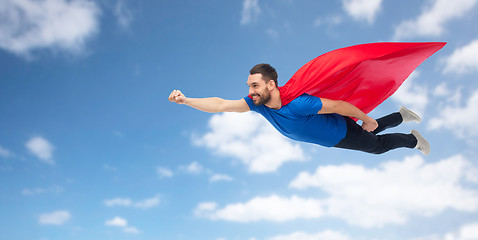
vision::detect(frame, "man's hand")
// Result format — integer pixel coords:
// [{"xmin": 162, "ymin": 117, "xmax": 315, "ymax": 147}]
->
[
  {"xmin": 361, "ymin": 117, "xmax": 378, "ymax": 132},
  {"xmin": 169, "ymin": 90, "xmax": 187, "ymax": 104}
]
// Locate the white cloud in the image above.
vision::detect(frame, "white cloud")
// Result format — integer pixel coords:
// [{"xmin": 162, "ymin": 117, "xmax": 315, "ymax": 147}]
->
[
  {"xmin": 194, "ymin": 195, "xmax": 324, "ymax": 222},
  {"xmin": 290, "ymin": 154, "xmax": 478, "ymax": 228},
  {"xmin": 123, "ymin": 227, "xmax": 140, "ymax": 234},
  {"xmin": 180, "ymin": 161, "xmax": 204, "ymax": 175},
  {"xmin": 194, "ymin": 202, "xmax": 218, "ymax": 217},
  {"xmin": 393, "ymin": 0, "xmax": 478, "ymax": 40},
  {"xmin": 134, "ymin": 195, "xmax": 160, "ymax": 209},
  {"xmin": 0, "ymin": 0, "xmax": 101, "ymax": 58},
  {"xmin": 268, "ymin": 230, "xmax": 351, "ymax": 240},
  {"xmin": 157, "ymin": 166, "xmax": 173, "ymax": 178},
  {"xmin": 433, "ymin": 83, "xmax": 463, "ymax": 108},
  {"xmin": 104, "ymin": 195, "xmax": 160, "ymax": 209},
  {"xmin": 105, "ymin": 216, "xmax": 140, "ymax": 234},
  {"xmin": 22, "ymin": 185, "xmax": 63, "ymax": 196},
  {"xmin": 392, "ymin": 71, "xmax": 428, "ymax": 116},
  {"xmin": 196, "ymin": 155, "xmax": 478, "ymax": 227},
  {"xmin": 194, "ymin": 112, "xmax": 305, "ymax": 173},
  {"xmin": 38, "ymin": 210, "xmax": 70, "ymax": 225},
  {"xmin": 428, "ymin": 89, "xmax": 478, "ymax": 138},
  {"xmin": 314, "ymin": 15, "xmax": 343, "ymax": 27},
  {"xmin": 105, "ymin": 216, "xmax": 127, "ymax": 227},
  {"xmin": 433, "ymin": 82, "xmax": 451, "ymax": 97},
  {"xmin": 104, "ymin": 198, "xmax": 132, "ymax": 207},
  {"xmin": 240, "ymin": 0, "xmax": 260, "ymax": 25},
  {"xmin": 0, "ymin": 145, "xmax": 12, "ymax": 158},
  {"xmin": 113, "ymin": 0, "xmax": 134, "ymax": 30},
  {"xmin": 443, "ymin": 39, "xmax": 478, "ymax": 74},
  {"xmin": 341, "ymin": 0, "xmax": 382, "ymax": 23},
  {"xmin": 266, "ymin": 28, "xmax": 279, "ymax": 39},
  {"xmin": 25, "ymin": 136, "xmax": 54, "ymax": 165},
  {"xmin": 457, "ymin": 222, "xmax": 478, "ymax": 240},
  {"xmin": 210, "ymin": 174, "xmax": 233, "ymax": 183},
  {"xmin": 413, "ymin": 222, "xmax": 478, "ymax": 240}
]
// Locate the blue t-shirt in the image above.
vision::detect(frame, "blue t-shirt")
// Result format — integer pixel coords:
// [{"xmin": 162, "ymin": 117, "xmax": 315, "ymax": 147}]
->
[{"xmin": 244, "ymin": 94, "xmax": 347, "ymax": 147}]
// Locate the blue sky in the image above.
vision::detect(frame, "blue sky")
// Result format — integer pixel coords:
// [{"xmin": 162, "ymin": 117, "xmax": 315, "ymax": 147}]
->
[{"xmin": 1, "ymin": 0, "xmax": 478, "ymax": 240}]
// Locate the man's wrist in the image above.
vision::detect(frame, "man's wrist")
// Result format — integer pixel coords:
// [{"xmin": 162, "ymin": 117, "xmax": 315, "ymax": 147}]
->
[
  {"xmin": 362, "ymin": 115, "xmax": 373, "ymax": 123},
  {"xmin": 183, "ymin": 97, "xmax": 189, "ymax": 105}
]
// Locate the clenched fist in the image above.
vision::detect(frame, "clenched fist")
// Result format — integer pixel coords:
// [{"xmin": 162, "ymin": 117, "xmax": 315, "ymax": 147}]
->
[{"xmin": 168, "ymin": 90, "xmax": 187, "ymax": 104}]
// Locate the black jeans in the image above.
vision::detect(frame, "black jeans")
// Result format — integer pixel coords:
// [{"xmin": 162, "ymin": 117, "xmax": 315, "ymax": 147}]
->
[{"xmin": 334, "ymin": 113, "xmax": 417, "ymax": 154}]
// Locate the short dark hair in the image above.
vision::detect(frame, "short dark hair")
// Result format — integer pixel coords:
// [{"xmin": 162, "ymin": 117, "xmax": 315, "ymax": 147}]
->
[{"xmin": 249, "ymin": 63, "xmax": 278, "ymax": 87}]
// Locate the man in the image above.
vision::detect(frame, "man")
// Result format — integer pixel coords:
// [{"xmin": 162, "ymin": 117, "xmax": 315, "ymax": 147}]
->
[{"xmin": 169, "ymin": 63, "xmax": 430, "ymax": 155}]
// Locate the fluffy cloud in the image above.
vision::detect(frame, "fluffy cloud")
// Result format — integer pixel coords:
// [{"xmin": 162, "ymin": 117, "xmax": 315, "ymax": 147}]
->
[
  {"xmin": 104, "ymin": 198, "xmax": 132, "ymax": 207},
  {"xmin": 104, "ymin": 195, "xmax": 160, "ymax": 209},
  {"xmin": 196, "ymin": 155, "xmax": 478, "ymax": 228},
  {"xmin": 314, "ymin": 15, "xmax": 343, "ymax": 27},
  {"xmin": 194, "ymin": 112, "xmax": 305, "ymax": 173},
  {"xmin": 209, "ymin": 174, "xmax": 233, "ymax": 183},
  {"xmin": 38, "ymin": 210, "xmax": 70, "ymax": 225},
  {"xmin": 105, "ymin": 216, "xmax": 140, "ymax": 234},
  {"xmin": 25, "ymin": 136, "xmax": 54, "ymax": 165},
  {"xmin": 123, "ymin": 227, "xmax": 140, "ymax": 234},
  {"xmin": 194, "ymin": 195, "xmax": 324, "ymax": 222},
  {"xmin": 268, "ymin": 230, "xmax": 351, "ymax": 240},
  {"xmin": 428, "ymin": 89, "xmax": 478, "ymax": 138},
  {"xmin": 393, "ymin": 0, "xmax": 478, "ymax": 40},
  {"xmin": 392, "ymin": 71, "xmax": 428, "ymax": 116},
  {"xmin": 413, "ymin": 222, "xmax": 478, "ymax": 240},
  {"xmin": 105, "ymin": 216, "xmax": 127, "ymax": 227},
  {"xmin": 290, "ymin": 154, "xmax": 478, "ymax": 228},
  {"xmin": 157, "ymin": 166, "xmax": 173, "ymax": 178},
  {"xmin": 0, "ymin": 0, "xmax": 101, "ymax": 58},
  {"xmin": 0, "ymin": 145, "xmax": 12, "ymax": 158},
  {"xmin": 179, "ymin": 161, "xmax": 204, "ymax": 175},
  {"xmin": 266, "ymin": 28, "xmax": 279, "ymax": 39},
  {"xmin": 240, "ymin": 0, "xmax": 260, "ymax": 25},
  {"xmin": 341, "ymin": 0, "xmax": 382, "ymax": 23},
  {"xmin": 433, "ymin": 82, "xmax": 452, "ymax": 98},
  {"xmin": 113, "ymin": 0, "xmax": 134, "ymax": 30},
  {"xmin": 443, "ymin": 39, "xmax": 478, "ymax": 74},
  {"xmin": 134, "ymin": 195, "xmax": 160, "ymax": 209},
  {"xmin": 195, "ymin": 202, "xmax": 218, "ymax": 216},
  {"xmin": 22, "ymin": 185, "xmax": 63, "ymax": 196}
]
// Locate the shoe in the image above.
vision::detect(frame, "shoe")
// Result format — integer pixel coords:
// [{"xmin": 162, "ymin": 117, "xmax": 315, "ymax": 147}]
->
[
  {"xmin": 399, "ymin": 106, "xmax": 421, "ymax": 123},
  {"xmin": 411, "ymin": 130, "xmax": 430, "ymax": 155}
]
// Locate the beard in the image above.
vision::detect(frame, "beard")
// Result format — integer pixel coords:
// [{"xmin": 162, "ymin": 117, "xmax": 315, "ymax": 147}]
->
[{"xmin": 251, "ymin": 90, "xmax": 271, "ymax": 106}]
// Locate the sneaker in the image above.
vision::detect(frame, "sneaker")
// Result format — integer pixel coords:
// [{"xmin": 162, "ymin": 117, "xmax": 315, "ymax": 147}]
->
[
  {"xmin": 399, "ymin": 106, "xmax": 422, "ymax": 123},
  {"xmin": 411, "ymin": 130, "xmax": 430, "ymax": 155}
]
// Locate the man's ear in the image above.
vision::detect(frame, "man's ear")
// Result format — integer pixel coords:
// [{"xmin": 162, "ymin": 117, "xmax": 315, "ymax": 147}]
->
[{"xmin": 267, "ymin": 80, "xmax": 276, "ymax": 90}]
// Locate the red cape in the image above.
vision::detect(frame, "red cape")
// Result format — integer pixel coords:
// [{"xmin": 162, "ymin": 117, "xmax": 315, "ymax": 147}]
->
[{"xmin": 277, "ymin": 42, "xmax": 446, "ymax": 117}]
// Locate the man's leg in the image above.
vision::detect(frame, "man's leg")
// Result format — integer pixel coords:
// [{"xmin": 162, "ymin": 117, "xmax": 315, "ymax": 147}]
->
[
  {"xmin": 334, "ymin": 117, "xmax": 417, "ymax": 154},
  {"xmin": 373, "ymin": 106, "xmax": 421, "ymax": 134},
  {"xmin": 372, "ymin": 112, "xmax": 402, "ymax": 134}
]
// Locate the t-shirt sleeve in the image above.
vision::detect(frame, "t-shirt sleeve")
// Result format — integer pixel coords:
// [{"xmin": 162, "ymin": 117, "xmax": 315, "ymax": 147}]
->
[
  {"xmin": 244, "ymin": 96, "xmax": 256, "ymax": 112},
  {"xmin": 294, "ymin": 94, "xmax": 323, "ymax": 116}
]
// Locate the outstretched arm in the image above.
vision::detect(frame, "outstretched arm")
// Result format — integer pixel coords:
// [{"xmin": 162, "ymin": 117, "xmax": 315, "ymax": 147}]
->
[
  {"xmin": 168, "ymin": 90, "xmax": 250, "ymax": 113},
  {"xmin": 318, "ymin": 98, "xmax": 378, "ymax": 132}
]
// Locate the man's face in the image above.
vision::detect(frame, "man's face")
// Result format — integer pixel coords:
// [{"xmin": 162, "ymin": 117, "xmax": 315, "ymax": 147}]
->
[{"xmin": 247, "ymin": 74, "xmax": 272, "ymax": 106}]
